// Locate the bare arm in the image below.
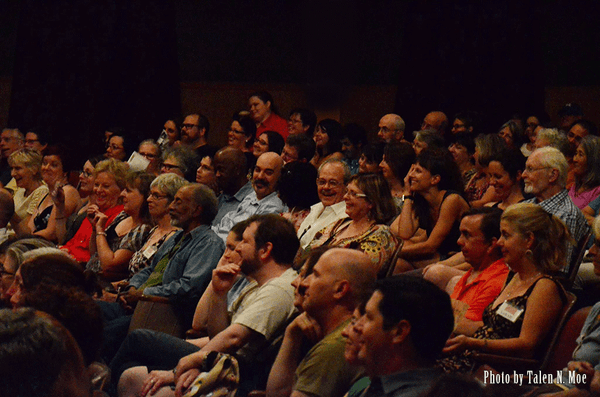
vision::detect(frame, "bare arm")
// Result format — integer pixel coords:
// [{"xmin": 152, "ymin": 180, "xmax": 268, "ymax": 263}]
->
[
  {"xmin": 401, "ymin": 194, "xmax": 469, "ymax": 258},
  {"xmin": 391, "ymin": 196, "xmax": 419, "ymax": 239},
  {"xmin": 35, "ymin": 185, "xmax": 81, "ymax": 242}
]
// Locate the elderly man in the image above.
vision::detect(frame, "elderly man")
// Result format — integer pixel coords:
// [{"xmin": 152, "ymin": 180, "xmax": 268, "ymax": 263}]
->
[
  {"xmin": 212, "ymin": 147, "xmax": 253, "ymax": 225},
  {"xmin": 349, "ymin": 276, "xmax": 453, "ymax": 397},
  {"xmin": 267, "ymin": 248, "xmax": 375, "ymax": 397},
  {"xmin": 113, "ymin": 214, "xmax": 299, "ymax": 396},
  {"xmin": 377, "ymin": 114, "xmax": 405, "ymax": 143},
  {"xmin": 421, "ymin": 111, "xmax": 448, "ymax": 136},
  {"xmin": 523, "ymin": 147, "xmax": 590, "ymax": 270},
  {"xmin": 0, "ymin": 128, "xmax": 24, "ymax": 186},
  {"xmin": 297, "ymin": 160, "xmax": 349, "ymax": 248},
  {"xmin": 213, "ymin": 152, "xmax": 286, "ymax": 241},
  {"xmin": 100, "ymin": 184, "xmax": 224, "ymax": 361}
]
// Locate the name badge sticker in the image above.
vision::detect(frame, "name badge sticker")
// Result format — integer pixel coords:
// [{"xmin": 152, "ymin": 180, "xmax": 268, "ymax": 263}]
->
[
  {"xmin": 496, "ymin": 301, "xmax": 524, "ymax": 322},
  {"xmin": 142, "ymin": 245, "xmax": 157, "ymax": 260}
]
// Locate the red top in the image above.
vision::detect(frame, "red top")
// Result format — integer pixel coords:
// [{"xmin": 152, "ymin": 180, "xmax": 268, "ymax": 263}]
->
[
  {"xmin": 256, "ymin": 113, "xmax": 288, "ymax": 140},
  {"xmin": 450, "ymin": 258, "xmax": 509, "ymax": 321},
  {"xmin": 61, "ymin": 205, "xmax": 124, "ymax": 263}
]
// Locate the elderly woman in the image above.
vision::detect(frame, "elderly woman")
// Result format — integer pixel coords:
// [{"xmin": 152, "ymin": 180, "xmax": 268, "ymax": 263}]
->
[
  {"xmin": 126, "ymin": 173, "xmax": 188, "ymax": 277},
  {"xmin": 569, "ymin": 135, "xmax": 600, "ymax": 209},
  {"xmin": 278, "ymin": 161, "xmax": 319, "ymax": 231},
  {"xmin": 311, "ymin": 119, "xmax": 344, "ymax": 168},
  {"xmin": 379, "ymin": 142, "xmax": 415, "ymax": 210},
  {"xmin": 412, "ymin": 129, "xmax": 445, "ymax": 155},
  {"xmin": 27, "ymin": 145, "xmax": 82, "ymax": 241},
  {"xmin": 0, "ymin": 237, "xmax": 54, "ymax": 307},
  {"xmin": 87, "ymin": 171, "xmax": 154, "ymax": 281},
  {"xmin": 161, "ymin": 146, "xmax": 199, "ymax": 182},
  {"xmin": 249, "ymin": 91, "xmax": 288, "ymax": 139},
  {"xmin": 299, "ymin": 173, "xmax": 399, "ymax": 277},
  {"xmin": 62, "ymin": 159, "xmax": 127, "ymax": 263},
  {"xmin": 253, "ymin": 130, "xmax": 285, "ymax": 158},
  {"xmin": 8, "ymin": 149, "xmax": 49, "ymax": 236},
  {"xmin": 440, "ymin": 203, "xmax": 569, "ymax": 372},
  {"xmin": 484, "ymin": 147, "xmax": 526, "ymax": 210},
  {"xmin": 392, "ymin": 149, "xmax": 469, "ymax": 270}
]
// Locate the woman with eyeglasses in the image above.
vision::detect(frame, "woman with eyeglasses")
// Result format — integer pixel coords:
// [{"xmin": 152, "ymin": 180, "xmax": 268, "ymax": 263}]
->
[
  {"xmin": 298, "ymin": 173, "xmax": 399, "ymax": 278},
  {"xmin": 25, "ymin": 145, "xmax": 82, "ymax": 242},
  {"xmin": 86, "ymin": 171, "xmax": 154, "ymax": 282}
]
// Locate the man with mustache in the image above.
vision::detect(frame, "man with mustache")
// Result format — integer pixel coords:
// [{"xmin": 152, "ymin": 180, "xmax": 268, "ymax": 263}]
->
[{"xmin": 213, "ymin": 152, "xmax": 286, "ymax": 241}]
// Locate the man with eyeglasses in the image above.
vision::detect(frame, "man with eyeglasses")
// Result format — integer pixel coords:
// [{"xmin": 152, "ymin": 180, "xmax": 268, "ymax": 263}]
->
[
  {"xmin": 523, "ymin": 147, "xmax": 590, "ymax": 271},
  {"xmin": 377, "ymin": 114, "xmax": 406, "ymax": 144},
  {"xmin": 0, "ymin": 128, "xmax": 24, "ymax": 186},
  {"xmin": 297, "ymin": 160, "xmax": 349, "ymax": 248},
  {"xmin": 180, "ymin": 113, "xmax": 216, "ymax": 160}
]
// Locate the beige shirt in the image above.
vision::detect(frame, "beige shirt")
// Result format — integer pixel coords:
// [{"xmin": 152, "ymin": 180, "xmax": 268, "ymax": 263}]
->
[{"xmin": 297, "ymin": 201, "xmax": 347, "ymax": 249}]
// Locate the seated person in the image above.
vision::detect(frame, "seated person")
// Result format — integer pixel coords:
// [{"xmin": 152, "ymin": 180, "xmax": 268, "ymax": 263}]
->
[
  {"xmin": 281, "ymin": 133, "xmax": 316, "ymax": 165},
  {"xmin": 267, "ymin": 248, "xmax": 375, "ymax": 397},
  {"xmin": 392, "ymin": 149, "xmax": 470, "ymax": 271},
  {"xmin": 569, "ymin": 135, "xmax": 600, "ymax": 210},
  {"xmin": 310, "ymin": 119, "xmax": 344, "ymax": 169},
  {"xmin": 278, "ymin": 161, "xmax": 319, "ymax": 231},
  {"xmin": 424, "ymin": 207, "xmax": 508, "ymax": 336},
  {"xmin": 300, "ymin": 173, "xmax": 399, "ymax": 278},
  {"xmin": 114, "ymin": 214, "xmax": 299, "ymax": 397},
  {"xmin": 439, "ymin": 203, "xmax": 569, "ymax": 373},
  {"xmin": 0, "ymin": 188, "xmax": 14, "ymax": 243}
]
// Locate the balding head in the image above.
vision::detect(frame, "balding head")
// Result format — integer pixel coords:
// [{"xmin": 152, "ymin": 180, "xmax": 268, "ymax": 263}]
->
[
  {"xmin": 422, "ymin": 111, "xmax": 448, "ymax": 135},
  {"xmin": 214, "ymin": 147, "xmax": 248, "ymax": 194},
  {"xmin": 378, "ymin": 114, "xmax": 405, "ymax": 143},
  {"xmin": 253, "ymin": 152, "xmax": 283, "ymax": 200}
]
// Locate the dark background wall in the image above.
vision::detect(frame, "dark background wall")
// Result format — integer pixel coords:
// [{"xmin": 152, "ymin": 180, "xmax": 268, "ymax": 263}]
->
[{"xmin": 1, "ymin": 0, "xmax": 599, "ymax": 165}]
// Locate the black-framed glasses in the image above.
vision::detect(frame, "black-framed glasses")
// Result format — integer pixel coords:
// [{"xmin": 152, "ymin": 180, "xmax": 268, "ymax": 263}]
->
[{"xmin": 182, "ymin": 123, "xmax": 198, "ymax": 129}]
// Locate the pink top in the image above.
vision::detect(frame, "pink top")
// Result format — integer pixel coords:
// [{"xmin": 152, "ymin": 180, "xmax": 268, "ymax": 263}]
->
[{"xmin": 568, "ymin": 184, "xmax": 600, "ymax": 209}]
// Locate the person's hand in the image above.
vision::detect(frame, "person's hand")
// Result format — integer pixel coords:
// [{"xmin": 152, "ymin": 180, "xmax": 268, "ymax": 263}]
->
[
  {"xmin": 93, "ymin": 211, "xmax": 109, "ymax": 233},
  {"xmin": 174, "ymin": 352, "xmax": 206, "ymax": 383},
  {"xmin": 442, "ymin": 334, "xmax": 472, "ymax": 355},
  {"xmin": 140, "ymin": 370, "xmax": 175, "ymax": 397},
  {"xmin": 118, "ymin": 287, "xmax": 143, "ymax": 311},
  {"xmin": 51, "ymin": 183, "xmax": 66, "ymax": 210},
  {"xmin": 568, "ymin": 361, "xmax": 595, "ymax": 389},
  {"xmin": 211, "ymin": 263, "xmax": 241, "ymax": 295},
  {"xmin": 286, "ymin": 312, "xmax": 322, "ymax": 342},
  {"xmin": 175, "ymin": 369, "xmax": 200, "ymax": 397},
  {"xmin": 87, "ymin": 204, "xmax": 100, "ymax": 225},
  {"xmin": 404, "ymin": 164, "xmax": 416, "ymax": 194}
]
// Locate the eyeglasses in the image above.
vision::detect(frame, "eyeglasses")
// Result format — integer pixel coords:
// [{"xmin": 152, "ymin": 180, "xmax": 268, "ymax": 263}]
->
[
  {"xmin": 25, "ymin": 138, "xmax": 39, "ymax": 144},
  {"xmin": 80, "ymin": 170, "xmax": 93, "ymax": 178},
  {"xmin": 182, "ymin": 123, "xmax": 198, "ymax": 129},
  {"xmin": 148, "ymin": 192, "xmax": 169, "ymax": 200},
  {"xmin": 316, "ymin": 178, "xmax": 342, "ymax": 188},
  {"xmin": 162, "ymin": 163, "xmax": 181, "ymax": 171},
  {"xmin": 524, "ymin": 166, "xmax": 551, "ymax": 173},
  {"xmin": 346, "ymin": 190, "xmax": 367, "ymax": 199},
  {"xmin": 139, "ymin": 152, "xmax": 158, "ymax": 159},
  {"xmin": 108, "ymin": 144, "xmax": 123, "ymax": 151}
]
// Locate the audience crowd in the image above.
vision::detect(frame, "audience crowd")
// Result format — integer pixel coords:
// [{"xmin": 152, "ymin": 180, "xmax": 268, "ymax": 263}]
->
[{"xmin": 2, "ymin": 96, "xmax": 600, "ymax": 397}]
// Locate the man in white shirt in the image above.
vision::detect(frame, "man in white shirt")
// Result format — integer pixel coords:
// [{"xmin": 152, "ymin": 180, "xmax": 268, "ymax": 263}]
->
[{"xmin": 297, "ymin": 160, "xmax": 349, "ymax": 249}]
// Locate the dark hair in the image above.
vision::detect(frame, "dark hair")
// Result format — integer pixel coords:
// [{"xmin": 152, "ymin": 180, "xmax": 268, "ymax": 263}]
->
[
  {"xmin": 286, "ymin": 134, "xmax": 316, "ymax": 162},
  {"xmin": 0, "ymin": 308, "xmax": 86, "ymax": 396},
  {"xmin": 191, "ymin": 113, "xmax": 210, "ymax": 137},
  {"xmin": 488, "ymin": 147, "xmax": 526, "ymax": 181},
  {"xmin": 342, "ymin": 123, "xmax": 368, "ymax": 147},
  {"xmin": 384, "ymin": 142, "xmax": 415, "ymax": 182},
  {"xmin": 108, "ymin": 129, "xmax": 135, "ymax": 159},
  {"xmin": 572, "ymin": 119, "xmax": 598, "ymax": 136},
  {"xmin": 278, "ymin": 162, "xmax": 319, "ymax": 210},
  {"xmin": 260, "ymin": 131, "xmax": 285, "ymax": 155},
  {"xmin": 316, "ymin": 119, "xmax": 343, "ymax": 156},
  {"xmin": 416, "ymin": 149, "xmax": 464, "ymax": 194},
  {"xmin": 453, "ymin": 111, "xmax": 479, "ymax": 132},
  {"xmin": 499, "ymin": 120, "xmax": 526, "ymax": 149},
  {"xmin": 233, "ymin": 112, "xmax": 257, "ymax": 148},
  {"xmin": 163, "ymin": 146, "xmax": 200, "ymax": 182},
  {"xmin": 250, "ymin": 91, "xmax": 279, "ymax": 115},
  {"xmin": 576, "ymin": 135, "xmax": 600, "ymax": 192},
  {"xmin": 42, "ymin": 144, "xmax": 76, "ymax": 174},
  {"xmin": 375, "ymin": 276, "xmax": 454, "ymax": 361},
  {"xmin": 290, "ymin": 108, "xmax": 317, "ymax": 136},
  {"xmin": 125, "ymin": 171, "xmax": 155, "ymax": 224},
  {"xmin": 450, "ymin": 132, "xmax": 476, "ymax": 155},
  {"xmin": 26, "ymin": 128, "xmax": 50, "ymax": 146},
  {"xmin": 349, "ymin": 173, "xmax": 397, "ymax": 224},
  {"xmin": 231, "ymin": 219, "xmax": 251, "ymax": 241},
  {"xmin": 19, "ymin": 251, "xmax": 100, "ymax": 296},
  {"xmin": 247, "ymin": 214, "xmax": 300, "ymax": 265},
  {"xmin": 461, "ymin": 206, "xmax": 502, "ymax": 242},
  {"xmin": 361, "ymin": 143, "xmax": 385, "ymax": 165},
  {"xmin": 21, "ymin": 286, "xmax": 103, "ymax": 365},
  {"xmin": 189, "ymin": 183, "xmax": 219, "ymax": 225}
]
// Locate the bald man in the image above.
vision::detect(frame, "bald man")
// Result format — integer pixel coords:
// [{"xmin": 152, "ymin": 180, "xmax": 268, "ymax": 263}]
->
[
  {"xmin": 377, "ymin": 114, "xmax": 405, "ymax": 143},
  {"xmin": 421, "ymin": 111, "xmax": 449, "ymax": 136},
  {"xmin": 213, "ymin": 152, "xmax": 286, "ymax": 241},
  {"xmin": 267, "ymin": 248, "xmax": 375, "ymax": 397}
]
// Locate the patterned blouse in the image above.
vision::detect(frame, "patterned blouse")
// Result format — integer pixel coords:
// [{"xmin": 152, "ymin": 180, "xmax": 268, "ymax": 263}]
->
[
  {"xmin": 128, "ymin": 226, "xmax": 178, "ymax": 277},
  {"xmin": 297, "ymin": 218, "xmax": 400, "ymax": 278}
]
